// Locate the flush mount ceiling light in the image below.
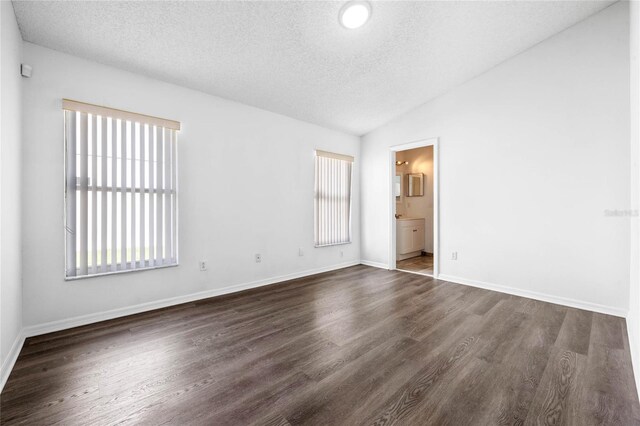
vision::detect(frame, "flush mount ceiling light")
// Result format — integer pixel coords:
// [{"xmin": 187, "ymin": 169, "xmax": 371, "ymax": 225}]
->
[{"xmin": 339, "ymin": 1, "xmax": 371, "ymax": 29}]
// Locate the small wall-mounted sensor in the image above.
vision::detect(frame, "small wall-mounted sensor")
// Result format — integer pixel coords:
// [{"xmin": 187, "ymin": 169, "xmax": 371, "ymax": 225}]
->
[{"xmin": 21, "ymin": 64, "xmax": 32, "ymax": 78}]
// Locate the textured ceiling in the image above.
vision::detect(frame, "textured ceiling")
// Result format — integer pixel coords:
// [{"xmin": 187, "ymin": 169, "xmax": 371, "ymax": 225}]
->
[{"xmin": 12, "ymin": 0, "xmax": 616, "ymax": 135}]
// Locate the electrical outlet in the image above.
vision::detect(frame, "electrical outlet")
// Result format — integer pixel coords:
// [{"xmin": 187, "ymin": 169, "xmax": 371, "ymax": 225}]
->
[
  {"xmin": 255, "ymin": 253, "xmax": 262, "ymax": 263},
  {"xmin": 340, "ymin": 250, "xmax": 344, "ymax": 258},
  {"xmin": 451, "ymin": 252, "xmax": 458, "ymax": 261},
  {"xmin": 298, "ymin": 248, "xmax": 304, "ymax": 257},
  {"xmin": 199, "ymin": 260, "xmax": 207, "ymax": 271}
]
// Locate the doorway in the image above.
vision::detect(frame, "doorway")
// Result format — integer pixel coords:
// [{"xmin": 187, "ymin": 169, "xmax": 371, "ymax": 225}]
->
[{"xmin": 389, "ymin": 138, "xmax": 439, "ymax": 277}]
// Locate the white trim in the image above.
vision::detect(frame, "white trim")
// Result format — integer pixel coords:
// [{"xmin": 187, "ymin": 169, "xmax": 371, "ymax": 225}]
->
[
  {"xmin": 390, "ymin": 139, "xmax": 437, "ymax": 151},
  {"xmin": 626, "ymin": 319, "xmax": 640, "ymax": 403},
  {"xmin": 360, "ymin": 259, "xmax": 389, "ymax": 269},
  {"xmin": 1, "ymin": 330, "xmax": 26, "ymax": 392},
  {"xmin": 2, "ymin": 262, "xmax": 629, "ymax": 394},
  {"xmin": 23, "ymin": 261, "xmax": 360, "ymax": 338},
  {"xmin": 389, "ymin": 138, "xmax": 439, "ymax": 278},
  {"xmin": 65, "ymin": 263, "xmax": 178, "ymax": 281},
  {"xmin": 2, "ymin": 261, "xmax": 359, "ymax": 392},
  {"xmin": 438, "ymin": 273, "xmax": 628, "ymax": 318}
]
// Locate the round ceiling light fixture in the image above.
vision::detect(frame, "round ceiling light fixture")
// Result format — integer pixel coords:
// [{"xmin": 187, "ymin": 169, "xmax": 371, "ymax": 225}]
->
[{"xmin": 339, "ymin": 1, "xmax": 371, "ymax": 29}]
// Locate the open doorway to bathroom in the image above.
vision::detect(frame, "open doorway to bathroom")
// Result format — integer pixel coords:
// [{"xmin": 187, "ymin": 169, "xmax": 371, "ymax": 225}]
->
[{"xmin": 389, "ymin": 139, "xmax": 438, "ymax": 277}]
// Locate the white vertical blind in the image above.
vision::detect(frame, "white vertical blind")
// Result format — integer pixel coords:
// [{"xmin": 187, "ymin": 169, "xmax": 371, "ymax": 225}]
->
[
  {"xmin": 79, "ymin": 113, "xmax": 88, "ymax": 276},
  {"xmin": 120, "ymin": 119, "xmax": 127, "ymax": 272},
  {"xmin": 164, "ymin": 129, "xmax": 172, "ymax": 263},
  {"xmin": 156, "ymin": 128, "xmax": 164, "ymax": 266},
  {"xmin": 150, "ymin": 127, "xmax": 158, "ymax": 267},
  {"xmin": 90, "ymin": 114, "xmax": 98, "ymax": 274},
  {"xmin": 100, "ymin": 116, "xmax": 108, "ymax": 273},
  {"xmin": 130, "ymin": 122, "xmax": 137, "ymax": 270},
  {"xmin": 65, "ymin": 111, "xmax": 77, "ymax": 277},
  {"xmin": 170, "ymin": 130, "xmax": 178, "ymax": 263},
  {"xmin": 110, "ymin": 118, "xmax": 117, "ymax": 273},
  {"xmin": 314, "ymin": 150, "xmax": 353, "ymax": 247},
  {"xmin": 63, "ymin": 100, "xmax": 180, "ymax": 279},
  {"xmin": 139, "ymin": 124, "xmax": 146, "ymax": 269}
]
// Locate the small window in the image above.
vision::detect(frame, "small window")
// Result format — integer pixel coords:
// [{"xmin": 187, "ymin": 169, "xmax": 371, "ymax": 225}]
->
[
  {"xmin": 63, "ymin": 99, "xmax": 180, "ymax": 279},
  {"xmin": 314, "ymin": 150, "xmax": 354, "ymax": 247}
]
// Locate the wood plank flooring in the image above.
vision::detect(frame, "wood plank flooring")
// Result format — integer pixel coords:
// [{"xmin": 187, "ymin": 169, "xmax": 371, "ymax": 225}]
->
[
  {"xmin": 1, "ymin": 265, "xmax": 638, "ymax": 425},
  {"xmin": 397, "ymin": 254, "xmax": 433, "ymax": 275}
]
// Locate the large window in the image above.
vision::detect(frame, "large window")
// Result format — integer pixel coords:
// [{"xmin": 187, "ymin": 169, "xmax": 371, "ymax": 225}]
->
[
  {"xmin": 63, "ymin": 99, "xmax": 180, "ymax": 279},
  {"xmin": 314, "ymin": 150, "xmax": 354, "ymax": 247}
]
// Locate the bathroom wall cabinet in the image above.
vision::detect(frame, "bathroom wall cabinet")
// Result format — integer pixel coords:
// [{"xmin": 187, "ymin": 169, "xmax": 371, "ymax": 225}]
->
[{"xmin": 397, "ymin": 218, "xmax": 425, "ymax": 260}]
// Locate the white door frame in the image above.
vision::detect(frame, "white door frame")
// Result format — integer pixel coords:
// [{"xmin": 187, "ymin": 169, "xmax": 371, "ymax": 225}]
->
[{"xmin": 389, "ymin": 138, "xmax": 439, "ymax": 277}]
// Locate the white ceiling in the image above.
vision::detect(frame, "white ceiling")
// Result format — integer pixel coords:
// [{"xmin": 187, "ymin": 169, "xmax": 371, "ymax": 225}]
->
[{"xmin": 12, "ymin": 0, "xmax": 615, "ymax": 135}]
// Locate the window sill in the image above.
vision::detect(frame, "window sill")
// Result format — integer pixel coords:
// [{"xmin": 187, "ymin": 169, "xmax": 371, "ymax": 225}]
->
[
  {"xmin": 314, "ymin": 241, "xmax": 352, "ymax": 248},
  {"xmin": 65, "ymin": 262, "xmax": 179, "ymax": 281}
]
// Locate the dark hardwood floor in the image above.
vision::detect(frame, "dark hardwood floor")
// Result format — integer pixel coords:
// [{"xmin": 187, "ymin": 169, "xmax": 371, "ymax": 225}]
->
[{"xmin": 1, "ymin": 265, "xmax": 638, "ymax": 425}]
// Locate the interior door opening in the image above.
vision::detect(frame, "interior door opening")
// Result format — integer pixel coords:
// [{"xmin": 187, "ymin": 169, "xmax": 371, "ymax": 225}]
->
[{"xmin": 389, "ymin": 139, "xmax": 439, "ymax": 278}]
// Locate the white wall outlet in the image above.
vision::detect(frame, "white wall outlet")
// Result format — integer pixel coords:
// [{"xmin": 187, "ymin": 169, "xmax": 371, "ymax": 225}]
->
[
  {"xmin": 451, "ymin": 251, "xmax": 458, "ymax": 260},
  {"xmin": 298, "ymin": 248, "xmax": 304, "ymax": 257},
  {"xmin": 255, "ymin": 253, "xmax": 262, "ymax": 263},
  {"xmin": 21, "ymin": 64, "xmax": 32, "ymax": 78},
  {"xmin": 199, "ymin": 260, "xmax": 207, "ymax": 271},
  {"xmin": 340, "ymin": 250, "xmax": 344, "ymax": 257}
]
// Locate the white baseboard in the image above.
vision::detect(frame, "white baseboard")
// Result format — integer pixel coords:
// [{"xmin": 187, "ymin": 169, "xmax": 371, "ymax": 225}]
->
[
  {"xmin": 2, "ymin": 261, "xmax": 357, "ymax": 392},
  {"xmin": 627, "ymin": 322, "xmax": 640, "ymax": 402},
  {"xmin": 360, "ymin": 259, "xmax": 389, "ymax": 269},
  {"xmin": 6, "ymin": 262, "xmax": 627, "ymax": 393},
  {"xmin": 22, "ymin": 260, "xmax": 360, "ymax": 339},
  {"xmin": 1, "ymin": 329, "xmax": 26, "ymax": 392},
  {"xmin": 438, "ymin": 274, "xmax": 628, "ymax": 318}
]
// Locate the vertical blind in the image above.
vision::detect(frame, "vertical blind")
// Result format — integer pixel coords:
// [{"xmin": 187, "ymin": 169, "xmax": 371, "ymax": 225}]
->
[
  {"xmin": 63, "ymin": 99, "xmax": 180, "ymax": 278},
  {"xmin": 314, "ymin": 150, "xmax": 354, "ymax": 247}
]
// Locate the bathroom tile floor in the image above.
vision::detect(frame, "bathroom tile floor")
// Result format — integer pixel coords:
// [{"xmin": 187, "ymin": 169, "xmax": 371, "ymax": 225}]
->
[{"xmin": 396, "ymin": 254, "xmax": 433, "ymax": 276}]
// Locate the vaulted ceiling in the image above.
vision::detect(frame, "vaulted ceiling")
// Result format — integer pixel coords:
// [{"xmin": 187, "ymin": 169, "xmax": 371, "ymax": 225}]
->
[{"xmin": 12, "ymin": 0, "xmax": 616, "ymax": 135}]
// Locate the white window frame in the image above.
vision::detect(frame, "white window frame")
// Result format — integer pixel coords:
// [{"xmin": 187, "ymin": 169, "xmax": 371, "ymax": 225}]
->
[
  {"xmin": 314, "ymin": 150, "xmax": 354, "ymax": 247},
  {"xmin": 63, "ymin": 99, "xmax": 180, "ymax": 279}
]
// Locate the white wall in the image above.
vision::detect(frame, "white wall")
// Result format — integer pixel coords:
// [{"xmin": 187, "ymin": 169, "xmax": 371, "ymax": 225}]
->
[
  {"xmin": 1, "ymin": 1, "xmax": 24, "ymax": 380},
  {"xmin": 21, "ymin": 42, "xmax": 360, "ymax": 328},
  {"xmin": 628, "ymin": 0, "xmax": 640, "ymax": 398},
  {"xmin": 361, "ymin": 2, "xmax": 630, "ymax": 314},
  {"xmin": 396, "ymin": 146, "xmax": 434, "ymax": 253}
]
